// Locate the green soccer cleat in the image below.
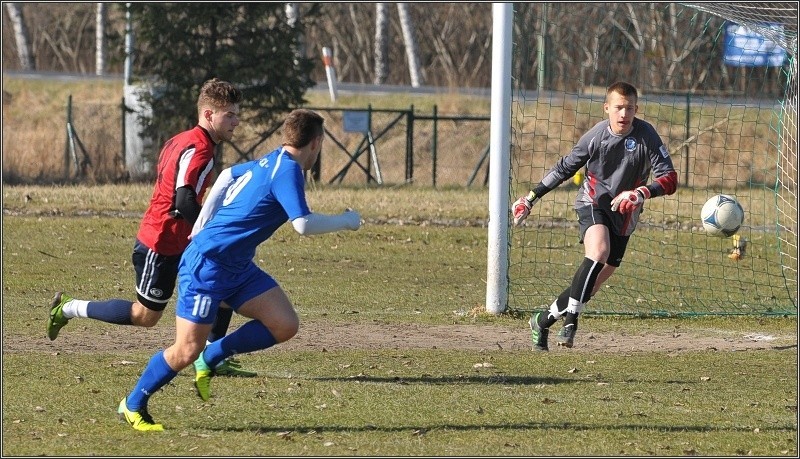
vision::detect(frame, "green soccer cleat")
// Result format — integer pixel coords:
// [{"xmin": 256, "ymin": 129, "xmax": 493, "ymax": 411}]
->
[
  {"xmin": 214, "ymin": 357, "xmax": 257, "ymax": 378},
  {"xmin": 529, "ymin": 312, "xmax": 549, "ymax": 351},
  {"xmin": 118, "ymin": 398, "xmax": 164, "ymax": 432},
  {"xmin": 193, "ymin": 351, "xmax": 213, "ymax": 401},
  {"xmin": 194, "ymin": 369, "xmax": 213, "ymax": 401},
  {"xmin": 47, "ymin": 292, "xmax": 72, "ymax": 341}
]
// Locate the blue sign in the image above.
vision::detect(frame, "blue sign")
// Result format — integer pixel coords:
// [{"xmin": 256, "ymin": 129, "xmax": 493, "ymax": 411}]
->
[
  {"xmin": 724, "ymin": 22, "xmax": 786, "ymax": 67},
  {"xmin": 343, "ymin": 111, "xmax": 369, "ymax": 133}
]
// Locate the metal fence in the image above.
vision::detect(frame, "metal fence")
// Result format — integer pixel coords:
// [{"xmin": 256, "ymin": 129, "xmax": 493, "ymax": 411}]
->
[
  {"xmin": 219, "ymin": 106, "xmax": 491, "ymax": 188},
  {"xmin": 33, "ymin": 102, "xmax": 492, "ymax": 188}
]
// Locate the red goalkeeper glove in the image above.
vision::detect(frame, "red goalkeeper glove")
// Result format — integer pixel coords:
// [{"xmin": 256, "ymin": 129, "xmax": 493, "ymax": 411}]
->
[
  {"xmin": 610, "ymin": 186, "xmax": 650, "ymax": 214},
  {"xmin": 512, "ymin": 191, "xmax": 539, "ymax": 226}
]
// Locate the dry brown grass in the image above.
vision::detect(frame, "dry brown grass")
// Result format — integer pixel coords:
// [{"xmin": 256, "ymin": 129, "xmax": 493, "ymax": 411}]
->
[
  {"xmin": 3, "ymin": 76, "xmax": 493, "ymax": 187},
  {"xmin": 3, "ymin": 75, "xmax": 787, "ymax": 192},
  {"xmin": 2, "ymin": 77, "xmax": 125, "ymax": 183}
]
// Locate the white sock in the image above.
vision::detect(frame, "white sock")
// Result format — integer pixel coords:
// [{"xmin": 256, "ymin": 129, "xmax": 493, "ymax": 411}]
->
[
  {"xmin": 61, "ymin": 299, "xmax": 90, "ymax": 319},
  {"xmin": 565, "ymin": 297, "xmax": 584, "ymax": 314},
  {"xmin": 547, "ymin": 299, "xmax": 562, "ymax": 320}
]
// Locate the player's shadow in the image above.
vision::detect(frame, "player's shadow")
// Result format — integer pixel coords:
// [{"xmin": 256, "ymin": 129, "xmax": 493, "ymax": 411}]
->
[
  {"xmin": 209, "ymin": 420, "xmax": 796, "ymax": 435},
  {"xmin": 772, "ymin": 344, "xmax": 797, "ymax": 351},
  {"xmin": 310, "ymin": 374, "xmax": 574, "ymax": 385},
  {"xmin": 307, "ymin": 374, "xmax": 700, "ymax": 385}
]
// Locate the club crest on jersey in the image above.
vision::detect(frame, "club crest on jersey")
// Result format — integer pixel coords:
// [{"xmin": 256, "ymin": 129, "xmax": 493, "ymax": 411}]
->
[{"xmin": 625, "ymin": 138, "xmax": 637, "ymax": 151}]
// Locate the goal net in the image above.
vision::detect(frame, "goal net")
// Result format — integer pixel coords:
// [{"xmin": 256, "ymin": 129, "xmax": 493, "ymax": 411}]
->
[{"xmin": 501, "ymin": 2, "xmax": 797, "ymax": 316}]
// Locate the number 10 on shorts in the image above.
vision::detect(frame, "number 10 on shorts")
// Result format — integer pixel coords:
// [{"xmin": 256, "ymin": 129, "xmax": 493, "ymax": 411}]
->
[{"xmin": 192, "ymin": 294, "xmax": 213, "ymax": 319}]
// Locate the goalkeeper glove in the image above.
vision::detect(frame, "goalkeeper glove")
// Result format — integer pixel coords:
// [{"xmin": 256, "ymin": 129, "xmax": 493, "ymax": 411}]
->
[
  {"xmin": 512, "ymin": 191, "xmax": 539, "ymax": 226},
  {"xmin": 610, "ymin": 186, "xmax": 650, "ymax": 214}
]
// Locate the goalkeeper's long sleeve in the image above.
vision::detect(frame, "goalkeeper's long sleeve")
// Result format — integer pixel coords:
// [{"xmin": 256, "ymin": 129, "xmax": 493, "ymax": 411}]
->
[{"xmin": 529, "ymin": 182, "xmax": 553, "ymax": 201}]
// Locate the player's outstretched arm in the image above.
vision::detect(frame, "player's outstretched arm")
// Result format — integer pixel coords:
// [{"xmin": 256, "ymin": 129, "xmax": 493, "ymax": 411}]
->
[{"xmin": 291, "ymin": 210, "xmax": 362, "ymax": 236}]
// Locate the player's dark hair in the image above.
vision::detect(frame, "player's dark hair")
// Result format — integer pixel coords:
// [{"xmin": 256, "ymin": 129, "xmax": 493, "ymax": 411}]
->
[
  {"xmin": 606, "ymin": 81, "xmax": 638, "ymax": 101},
  {"xmin": 282, "ymin": 109, "xmax": 325, "ymax": 148},
  {"xmin": 197, "ymin": 78, "xmax": 243, "ymax": 114}
]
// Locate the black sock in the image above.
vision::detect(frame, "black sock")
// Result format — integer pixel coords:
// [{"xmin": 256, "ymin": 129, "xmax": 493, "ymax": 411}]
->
[
  {"xmin": 208, "ymin": 307, "xmax": 233, "ymax": 342},
  {"xmin": 561, "ymin": 258, "xmax": 604, "ymax": 327},
  {"xmin": 562, "ymin": 312, "xmax": 579, "ymax": 330},
  {"xmin": 570, "ymin": 257, "xmax": 604, "ymax": 304}
]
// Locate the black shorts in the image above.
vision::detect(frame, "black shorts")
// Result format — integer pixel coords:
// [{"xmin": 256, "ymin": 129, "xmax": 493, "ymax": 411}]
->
[
  {"xmin": 575, "ymin": 206, "xmax": 630, "ymax": 267},
  {"xmin": 131, "ymin": 239, "xmax": 181, "ymax": 311}
]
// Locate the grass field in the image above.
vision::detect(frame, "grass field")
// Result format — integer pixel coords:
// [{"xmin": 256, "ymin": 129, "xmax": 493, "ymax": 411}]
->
[
  {"xmin": 2, "ymin": 184, "xmax": 797, "ymax": 456},
  {"xmin": 1, "ymin": 75, "xmax": 494, "ymax": 186}
]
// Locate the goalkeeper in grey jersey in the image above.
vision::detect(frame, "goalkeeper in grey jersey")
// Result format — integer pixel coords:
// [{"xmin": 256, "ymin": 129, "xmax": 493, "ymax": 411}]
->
[{"xmin": 512, "ymin": 81, "xmax": 678, "ymax": 351}]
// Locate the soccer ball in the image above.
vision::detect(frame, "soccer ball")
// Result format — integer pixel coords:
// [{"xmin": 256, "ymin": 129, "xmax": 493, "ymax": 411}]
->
[{"xmin": 701, "ymin": 194, "xmax": 744, "ymax": 237}]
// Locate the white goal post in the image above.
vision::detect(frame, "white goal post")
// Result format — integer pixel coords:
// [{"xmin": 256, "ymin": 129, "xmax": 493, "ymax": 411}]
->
[{"xmin": 485, "ymin": 3, "xmax": 513, "ymax": 315}]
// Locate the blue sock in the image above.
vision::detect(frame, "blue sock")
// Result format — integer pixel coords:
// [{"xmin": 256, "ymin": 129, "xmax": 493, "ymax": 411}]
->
[
  {"xmin": 202, "ymin": 320, "xmax": 276, "ymax": 368},
  {"xmin": 125, "ymin": 351, "xmax": 177, "ymax": 411},
  {"xmin": 86, "ymin": 299, "xmax": 134, "ymax": 325}
]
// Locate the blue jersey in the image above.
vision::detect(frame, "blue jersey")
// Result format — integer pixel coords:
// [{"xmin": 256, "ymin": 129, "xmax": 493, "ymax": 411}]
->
[
  {"xmin": 189, "ymin": 147, "xmax": 310, "ymax": 271},
  {"xmin": 228, "ymin": 159, "xmax": 257, "ymax": 182}
]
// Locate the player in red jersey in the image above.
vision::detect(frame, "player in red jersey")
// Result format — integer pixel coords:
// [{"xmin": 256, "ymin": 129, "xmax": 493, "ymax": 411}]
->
[{"xmin": 47, "ymin": 78, "xmax": 256, "ymax": 377}]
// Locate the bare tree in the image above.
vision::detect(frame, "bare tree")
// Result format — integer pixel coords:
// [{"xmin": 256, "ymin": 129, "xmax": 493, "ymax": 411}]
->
[
  {"xmin": 0, "ymin": 3, "xmax": 788, "ymax": 96},
  {"xmin": 374, "ymin": 2, "xmax": 388, "ymax": 84},
  {"xmin": 659, "ymin": 3, "xmax": 712, "ymax": 90},
  {"xmin": 397, "ymin": 3, "xmax": 422, "ymax": 87},
  {"xmin": 95, "ymin": 2, "xmax": 105, "ymax": 75},
  {"xmin": 420, "ymin": 3, "xmax": 492, "ymax": 87},
  {"xmin": 285, "ymin": 2, "xmax": 306, "ymax": 65},
  {"xmin": 573, "ymin": 5, "xmax": 609, "ymax": 88},
  {"xmin": 5, "ymin": 2, "xmax": 34, "ymax": 70},
  {"xmin": 311, "ymin": 4, "xmax": 373, "ymax": 83}
]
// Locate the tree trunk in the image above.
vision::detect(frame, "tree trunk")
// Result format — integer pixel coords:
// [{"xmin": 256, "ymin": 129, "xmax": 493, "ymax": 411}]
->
[
  {"xmin": 95, "ymin": 2, "xmax": 106, "ymax": 75},
  {"xmin": 5, "ymin": 3, "xmax": 34, "ymax": 70},
  {"xmin": 397, "ymin": 3, "xmax": 422, "ymax": 87},
  {"xmin": 285, "ymin": 3, "xmax": 305, "ymax": 63},
  {"xmin": 374, "ymin": 3, "xmax": 389, "ymax": 84}
]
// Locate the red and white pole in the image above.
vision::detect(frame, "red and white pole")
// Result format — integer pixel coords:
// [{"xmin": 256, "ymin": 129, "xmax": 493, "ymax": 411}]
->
[{"xmin": 322, "ymin": 46, "xmax": 338, "ymax": 103}]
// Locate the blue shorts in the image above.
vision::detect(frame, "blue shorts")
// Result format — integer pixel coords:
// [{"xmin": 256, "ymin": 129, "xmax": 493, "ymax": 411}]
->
[{"xmin": 175, "ymin": 243, "xmax": 278, "ymax": 325}]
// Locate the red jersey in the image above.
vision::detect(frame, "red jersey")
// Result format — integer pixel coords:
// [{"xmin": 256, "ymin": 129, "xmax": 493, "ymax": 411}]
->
[{"xmin": 136, "ymin": 126, "xmax": 217, "ymax": 256}]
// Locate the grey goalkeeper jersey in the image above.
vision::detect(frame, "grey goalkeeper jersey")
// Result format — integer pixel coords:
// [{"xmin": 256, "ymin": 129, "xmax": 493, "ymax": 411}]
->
[{"xmin": 539, "ymin": 117, "xmax": 676, "ymax": 237}]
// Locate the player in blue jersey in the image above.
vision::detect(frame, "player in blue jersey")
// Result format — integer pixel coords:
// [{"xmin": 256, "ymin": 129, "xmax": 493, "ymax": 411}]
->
[
  {"xmin": 117, "ymin": 109, "xmax": 362, "ymax": 431},
  {"xmin": 512, "ymin": 81, "xmax": 678, "ymax": 351}
]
